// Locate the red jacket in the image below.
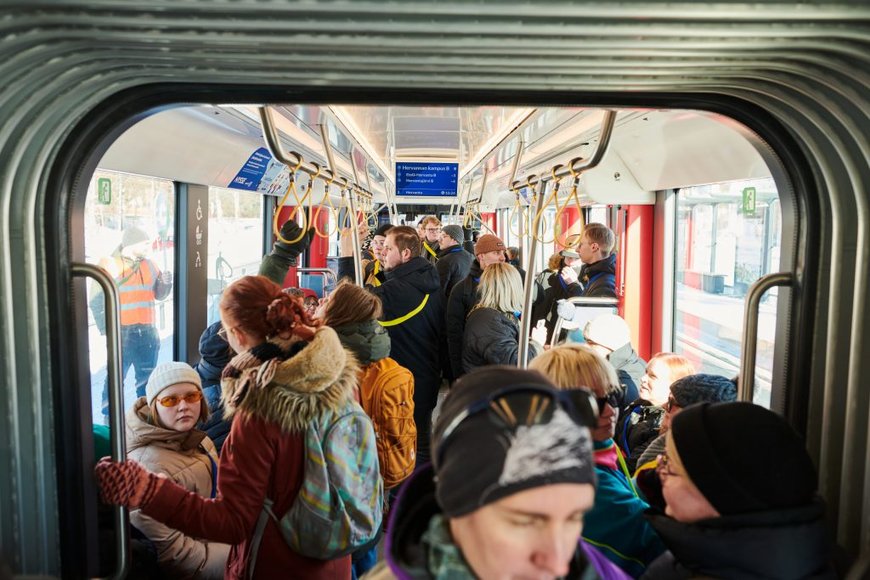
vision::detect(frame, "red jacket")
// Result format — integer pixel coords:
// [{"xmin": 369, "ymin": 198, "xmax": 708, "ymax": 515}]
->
[{"xmin": 142, "ymin": 328, "xmax": 358, "ymax": 579}]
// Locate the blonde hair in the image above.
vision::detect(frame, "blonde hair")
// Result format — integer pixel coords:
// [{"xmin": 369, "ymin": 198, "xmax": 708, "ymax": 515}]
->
[
  {"xmin": 647, "ymin": 352, "xmax": 695, "ymax": 383},
  {"xmin": 530, "ymin": 343, "xmax": 620, "ymax": 395},
  {"xmin": 476, "ymin": 263, "xmax": 523, "ymax": 314},
  {"xmin": 583, "ymin": 223, "xmax": 616, "ymax": 255}
]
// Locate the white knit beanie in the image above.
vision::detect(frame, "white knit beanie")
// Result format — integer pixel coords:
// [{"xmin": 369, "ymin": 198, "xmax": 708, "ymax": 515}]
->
[
  {"xmin": 146, "ymin": 361, "xmax": 203, "ymax": 405},
  {"xmin": 583, "ymin": 313, "xmax": 631, "ymax": 351}
]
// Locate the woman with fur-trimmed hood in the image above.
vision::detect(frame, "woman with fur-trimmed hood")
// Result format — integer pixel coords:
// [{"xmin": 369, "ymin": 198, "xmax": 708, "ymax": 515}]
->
[{"xmin": 95, "ymin": 275, "xmax": 363, "ymax": 579}]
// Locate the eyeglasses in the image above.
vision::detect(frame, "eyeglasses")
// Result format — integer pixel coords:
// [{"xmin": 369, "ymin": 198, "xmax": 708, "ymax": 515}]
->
[
  {"xmin": 596, "ymin": 392, "xmax": 620, "ymax": 413},
  {"xmin": 217, "ymin": 325, "xmax": 232, "ymax": 342},
  {"xmin": 435, "ymin": 385, "xmax": 598, "ymax": 466},
  {"xmin": 656, "ymin": 452, "xmax": 681, "ymax": 479},
  {"xmin": 158, "ymin": 391, "xmax": 203, "ymax": 408},
  {"xmin": 665, "ymin": 396, "xmax": 680, "ymax": 412},
  {"xmin": 425, "ymin": 227, "xmax": 442, "ymax": 233}
]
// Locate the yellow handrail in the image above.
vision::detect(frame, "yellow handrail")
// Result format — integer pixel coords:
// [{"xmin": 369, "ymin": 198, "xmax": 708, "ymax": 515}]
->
[{"xmin": 273, "ymin": 156, "xmax": 308, "ymax": 245}]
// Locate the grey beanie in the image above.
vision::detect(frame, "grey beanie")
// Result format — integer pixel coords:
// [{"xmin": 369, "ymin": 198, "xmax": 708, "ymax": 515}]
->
[
  {"xmin": 121, "ymin": 226, "xmax": 150, "ymax": 248},
  {"xmin": 432, "ymin": 366, "xmax": 596, "ymax": 517},
  {"xmin": 441, "ymin": 224, "xmax": 465, "ymax": 244},
  {"xmin": 146, "ymin": 361, "xmax": 203, "ymax": 405}
]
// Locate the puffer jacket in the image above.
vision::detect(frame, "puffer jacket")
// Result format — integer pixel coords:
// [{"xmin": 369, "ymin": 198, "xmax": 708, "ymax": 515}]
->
[
  {"xmin": 195, "ymin": 320, "xmax": 233, "ymax": 453},
  {"xmin": 642, "ymin": 500, "xmax": 836, "ymax": 579},
  {"xmin": 364, "ymin": 464, "xmax": 630, "ymax": 580},
  {"xmin": 579, "ymin": 254, "xmax": 618, "ymax": 298},
  {"xmin": 141, "ymin": 328, "xmax": 360, "ymax": 579},
  {"xmin": 126, "ymin": 398, "xmax": 229, "ymax": 579},
  {"xmin": 616, "ymin": 400, "xmax": 666, "ymax": 474},
  {"xmin": 462, "ymin": 307, "xmax": 539, "ymax": 372}
]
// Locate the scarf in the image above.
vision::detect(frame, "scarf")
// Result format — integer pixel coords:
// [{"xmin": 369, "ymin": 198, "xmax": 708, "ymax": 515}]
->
[{"xmin": 220, "ymin": 337, "xmax": 303, "ymax": 415}]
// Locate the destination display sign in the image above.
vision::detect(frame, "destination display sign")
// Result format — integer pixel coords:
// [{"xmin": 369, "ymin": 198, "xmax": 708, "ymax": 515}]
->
[{"xmin": 395, "ymin": 162, "xmax": 458, "ymax": 197}]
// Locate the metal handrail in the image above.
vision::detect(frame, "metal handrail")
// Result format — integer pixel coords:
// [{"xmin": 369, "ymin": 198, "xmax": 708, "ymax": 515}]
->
[
  {"xmin": 72, "ymin": 263, "xmax": 129, "ymax": 580},
  {"xmin": 739, "ymin": 272, "xmax": 794, "ymax": 402},
  {"xmin": 517, "ymin": 179, "xmax": 548, "ymax": 368},
  {"xmin": 515, "ymin": 111, "xmax": 617, "ymax": 368},
  {"xmin": 258, "ymin": 106, "xmax": 373, "ymax": 199},
  {"xmin": 296, "ymin": 267, "xmax": 338, "ymax": 290},
  {"xmin": 550, "ymin": 296, "xmax": 620, "ymax": 347}
]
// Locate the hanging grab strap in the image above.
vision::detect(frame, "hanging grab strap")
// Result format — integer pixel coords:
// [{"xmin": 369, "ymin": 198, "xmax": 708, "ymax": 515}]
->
[{"xmin": 378, "ymin": 294, "xmax": 429, "ymax": 327}]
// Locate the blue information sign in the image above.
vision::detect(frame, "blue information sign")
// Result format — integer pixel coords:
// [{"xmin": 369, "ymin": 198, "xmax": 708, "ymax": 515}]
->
[
  {"xmin": 229, "ymin": 147, "xmax": 273, "ymax": 191},
  {"xmin": 396, "ymin": 162, "xmax": 458, "ymax": 197}
]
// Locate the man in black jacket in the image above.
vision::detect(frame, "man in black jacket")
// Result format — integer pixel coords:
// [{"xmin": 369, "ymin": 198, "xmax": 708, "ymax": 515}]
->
[
  {"xmin": 370, "ymin": 225, "xmax": 444, "ymax": 464},
  {"xmin": 576, "ymin": 222, "xmax": 617, "ymax": 298},
  {"xmin": 435, "ymin": 224, "xmax": 473, "ymax": 298}
]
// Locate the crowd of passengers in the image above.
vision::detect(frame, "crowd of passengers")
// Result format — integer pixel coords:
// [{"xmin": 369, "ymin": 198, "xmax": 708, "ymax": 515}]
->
[{"xmin": 93, "ymin": 216, "xmax": 841, "ymax": 579}]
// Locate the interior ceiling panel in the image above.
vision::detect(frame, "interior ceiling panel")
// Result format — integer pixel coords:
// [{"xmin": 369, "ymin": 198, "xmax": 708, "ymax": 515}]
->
[{"xmin": 0, "ymin": 2, "xmax": 868, "ymax": 575}]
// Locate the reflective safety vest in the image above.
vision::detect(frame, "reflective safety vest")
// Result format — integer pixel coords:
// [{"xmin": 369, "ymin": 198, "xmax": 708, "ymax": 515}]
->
[
  {"xmin": 100, "ymin": 256, "xmax": 160, "ymax": 326},
  {"xmin": 422, "ymin": 241, "xmax": 438, "ymax": 261},
  {"xmin": 366, "ymin": 260, "xmax": 382, "ymax": 287}
]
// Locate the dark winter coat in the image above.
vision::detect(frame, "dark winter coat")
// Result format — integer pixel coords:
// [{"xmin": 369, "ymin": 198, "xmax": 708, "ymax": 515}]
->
[
  {"xmin": 371, "ymin": 257, "xmax": 444, "ymax": 460},
  {"xmin": 332, "ymin": 320, "xmax": 391, "ymax": 366},
  {"xmin": 421, "ymin": 240, "xmax": 440, "ymax": 265},
  {"xmin": 538, "ymin": 269, "xmax": 585, "ymax": 342},
  {"xmin": 435, "ymin": 245, "xmax": 473, "ymax": 298},
  {"xmin": 579, "ymin": 254, "xmax": 618, "ymax": 298},
  {"xmin": 365, "ymin": 464, "xmax": 630, "ymax": 580},
  {"xmin": 195, "ymin": 320, "xmax": 234, "ymax": 454},
  {"xmin": 616, "ymin": 400, "xmax": 666, "ymax": 474},
  {"xmin": 462, "ymin": 307, "xmax": 539, "ymax": 372},
  {"xmin": 642, "ymin": 501, "xmax": 836, "ymax": 579},
  {"xmin": 446, "ymin": 260, "xmax": 542, "ymax": 380}
]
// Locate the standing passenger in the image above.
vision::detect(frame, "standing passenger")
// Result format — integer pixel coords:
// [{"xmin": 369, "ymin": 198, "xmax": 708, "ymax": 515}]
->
[
  {"xmin": 418, "ymin": 215, "xmax": 442, "ymax": 264},
  {"xmin": 435, "ymin": 224, "xmax": 473, "ymax": 298},
  {"xmin": 338, "ymin": 223, "xmax": 393, "ymax": 287},
  {"xmin": 576, "ymin": 222, "xmax": 618, "ymax": 298},
  {"xmin": 462, "ymin": 263, "xmax": 544, "ymax": 372},
  {"xmin": 370, "ymin": 226, "xmax": 444, "ymax": 465},
  {"xmin": 583, "ymin": 313, "xmax": 647, "ymax": 408},
  {"xmin": 531, "ymin": 344, "xmax": 666, "ymax": 577},
  {"xmin": 126, "ymin": 362, "xmax": 229, "ymax": 579},
  {"xmin": 366, "ymin": 366, "xmax": 629, "ymax": 579},
  {"xmin": 445, "ymin": 233, "xmax": 506, "ymax": 378},
  {"xmin": 96, "ymin": 275, "xmax": 365, "ymax": 579}
]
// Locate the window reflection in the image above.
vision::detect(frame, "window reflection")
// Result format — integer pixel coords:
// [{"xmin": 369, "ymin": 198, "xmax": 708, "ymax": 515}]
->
[{"xmin": 673, "ymin": 178, "xmax": 781, "ymax": 407}]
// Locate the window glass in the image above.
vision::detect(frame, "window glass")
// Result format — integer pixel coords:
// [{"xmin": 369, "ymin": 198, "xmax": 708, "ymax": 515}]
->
[
  {"xmin": 207, "ymin": 187, "xmax": 265, "ymax": 324},
  {"xmin": 674, "ymin": 177, "xmax": 781, "ymax": 407},
  {"xmin": 84, "ymin": 170, "xmax": 175, "ymax": 422}
]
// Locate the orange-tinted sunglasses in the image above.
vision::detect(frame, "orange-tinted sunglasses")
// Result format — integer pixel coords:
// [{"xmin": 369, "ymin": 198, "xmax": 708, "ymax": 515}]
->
[{"xmin": 158, "ymin": 391, "xmax": 203, "ymax": 408}]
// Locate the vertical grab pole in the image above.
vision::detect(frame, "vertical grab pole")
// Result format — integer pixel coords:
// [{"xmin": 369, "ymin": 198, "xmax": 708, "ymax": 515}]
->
[
  {"xmin": 738, "ymin": 272, "xmax": 794, "ymax": 401},
  {"xmin": 518, "ymin": 179, "xmax": 548, "ymax": 368},
  {"xmin": 71, "ymin": 263, "xmax": 129, "ymax": 580},
  {"xmin": 344, "ymin": 186, "xmax": 364, "ymax": 286}
]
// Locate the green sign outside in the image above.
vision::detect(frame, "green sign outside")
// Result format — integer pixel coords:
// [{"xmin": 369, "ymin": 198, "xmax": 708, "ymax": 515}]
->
[
  {"xmin": 97, "ymin": 178, "xmax": 112, "ymax": 205},
  {"xmin": 742, "ymin": 186, "xmax": 757, "ymax": 217}
]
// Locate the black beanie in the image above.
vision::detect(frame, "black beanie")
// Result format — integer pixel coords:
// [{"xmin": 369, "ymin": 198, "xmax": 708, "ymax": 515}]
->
[
  {"xmin": 671, "ymin": 402, "xmax": 818, "ymax": 515},
  {"xmin": 373, "ymin": 223, "xmax": 394, "ymax": 238},
  {"xmin": 433, "ymin": 366, "xmax": 596, "ymax": 518}
]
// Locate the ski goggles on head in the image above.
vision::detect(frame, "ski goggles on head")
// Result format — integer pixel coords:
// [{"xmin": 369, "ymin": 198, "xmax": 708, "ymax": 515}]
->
[{"xmin": 435, "ymin": 384, "xmax": 598, "ymax": 466}]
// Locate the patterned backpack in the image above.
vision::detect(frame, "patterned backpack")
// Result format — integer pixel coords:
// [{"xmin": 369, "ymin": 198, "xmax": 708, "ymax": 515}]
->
[
  {"xmin": 358, "ymin": 357, "xmax": 417, "ymax": 489},
  {"xmin": 251, "ymin": 399, "xmax": 383, "ymax": 561}
]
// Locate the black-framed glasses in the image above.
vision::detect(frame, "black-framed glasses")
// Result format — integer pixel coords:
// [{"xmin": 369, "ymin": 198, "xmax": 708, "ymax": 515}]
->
[
  {"xmin": 596, "ymin": 392, "xmax": 620, "ymax": 413},
  {"xmin": 435, "ymin": 384, "xmax": 598, "ymax": 466}
]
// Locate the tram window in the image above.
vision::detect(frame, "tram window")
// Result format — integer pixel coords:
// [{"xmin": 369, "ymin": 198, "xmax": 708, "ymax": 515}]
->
[
  {"xmin": 207, "ymin": 187, "xmax": 264, "ymax": 325},
  {"xmin": 84, "ymin": 169, "xmax": 176, "ymax": 422},
  {"xmin": 673, "ymin": 177, "xmax": 781, "ymax": 407}
]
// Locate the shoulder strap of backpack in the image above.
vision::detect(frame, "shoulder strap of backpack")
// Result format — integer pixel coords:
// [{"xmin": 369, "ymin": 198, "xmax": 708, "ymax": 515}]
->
[{"xmin": 248, "ymin": 497, "xmax": 279, "ymax": 580}]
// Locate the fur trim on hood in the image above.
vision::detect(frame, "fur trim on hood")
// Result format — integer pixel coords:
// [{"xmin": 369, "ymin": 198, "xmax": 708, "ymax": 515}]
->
[{"xmin": 221, "ymin": 326, "xmax": 359, "ymax": 434}]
